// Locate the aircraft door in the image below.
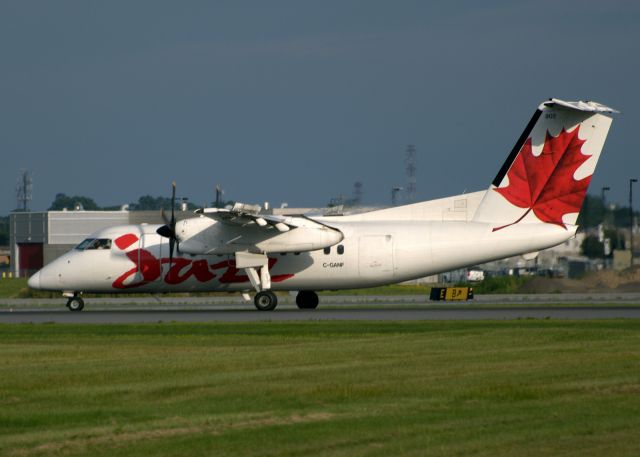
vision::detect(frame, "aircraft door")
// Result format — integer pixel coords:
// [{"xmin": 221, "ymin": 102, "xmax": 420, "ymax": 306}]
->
[{"xmin": 358, "ymin": 235, "xmax": 394, "ymax": 278}]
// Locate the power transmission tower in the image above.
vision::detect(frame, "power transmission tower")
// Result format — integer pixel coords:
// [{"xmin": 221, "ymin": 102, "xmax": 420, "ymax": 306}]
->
[
  {"xmin": 16, "ymin": 169, "xmax": 33, "ymax": 212},
  {"xmin": 405, "ymin": 145, "xmax": 416, "ymax": 203},
  {"xmin": 353, "ymin": 181, "xmax": 363, "ymax": 206}
]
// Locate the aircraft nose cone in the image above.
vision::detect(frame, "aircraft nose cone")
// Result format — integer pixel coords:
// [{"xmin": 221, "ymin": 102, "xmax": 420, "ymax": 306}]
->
[{"xmin": 28, "ymin": 271, "xmax": 41, "ymax": 290}]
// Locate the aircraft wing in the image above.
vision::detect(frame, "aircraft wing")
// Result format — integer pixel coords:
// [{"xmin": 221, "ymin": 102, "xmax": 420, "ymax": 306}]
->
[{"xmin": 196, "ymin": 203, "xmax": 299, "ymax": 232}]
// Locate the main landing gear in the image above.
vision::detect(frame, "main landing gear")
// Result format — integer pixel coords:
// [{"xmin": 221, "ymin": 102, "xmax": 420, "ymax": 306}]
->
[
  {"xmin": 66, "ymin": 294, "xmax": 84, "ymax": 312},
  {"xmin": 296, "ymin": 291, "xmax": 319, "ymax": 309}
]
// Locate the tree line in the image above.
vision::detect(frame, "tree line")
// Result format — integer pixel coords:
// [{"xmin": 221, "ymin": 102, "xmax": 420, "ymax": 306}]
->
[
  {"xmin": 46, "ymin": 193, "xmax": 234, "ymax": 212},
  {"xmin": 577, "ymin": 194, "xmax": 638, "ymax": 229},
  {"xmin": 577, "ymin": 194, "xmax": 639, "ymax": 259}
]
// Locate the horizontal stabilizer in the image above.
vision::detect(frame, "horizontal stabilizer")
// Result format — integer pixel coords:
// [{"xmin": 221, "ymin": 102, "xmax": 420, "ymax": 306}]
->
[{"xmin": 543, "ymin": 98, "xmax": 619, "ymax": 114}]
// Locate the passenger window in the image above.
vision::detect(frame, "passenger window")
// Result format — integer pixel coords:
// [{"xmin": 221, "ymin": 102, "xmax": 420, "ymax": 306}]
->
[
  {"xmin": 323, "ymin": 247, "xmax": 330, "ymax": 255},
  {"xmin": 337, "ymin": 245, "xmax": 344, "ymax": 255}
]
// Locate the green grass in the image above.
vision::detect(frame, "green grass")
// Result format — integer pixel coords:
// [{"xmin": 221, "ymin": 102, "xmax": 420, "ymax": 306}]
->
[
  {"xmin": 0, "ymin": 278, "xmax": 39, "ymax": 298},
  {"xmin": 320, "ymin": 283, "xmax": 432, "ymax": 295},
  {"xmin": 0, "ymin": 278, "xmax": 435, "ymax": 298},
  {"xmin": 0, "ymin": 278, "xmax": 525, "ymax": 298},
  {"xmin": 1, "ymin": 321, "xmax": 640, "ymax": 456}
]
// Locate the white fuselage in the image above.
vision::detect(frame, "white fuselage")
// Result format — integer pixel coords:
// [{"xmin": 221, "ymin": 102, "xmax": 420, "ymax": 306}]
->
[{"xmin": 30, "ymin": 217, "xmax": 574, "ymax": 294}]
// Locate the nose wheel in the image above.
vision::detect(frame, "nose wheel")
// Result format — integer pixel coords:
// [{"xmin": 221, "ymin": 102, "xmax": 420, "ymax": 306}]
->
[
  {"xmin": 66, "ymin": 296, "xmax": 85, "ymax": 312},
  {"xmin": 254, "ymin": 291, "xmax": 278, "ymax": 311}
]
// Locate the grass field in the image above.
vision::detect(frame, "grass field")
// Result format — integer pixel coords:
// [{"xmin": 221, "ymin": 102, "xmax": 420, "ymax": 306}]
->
[
  {"xmin": 0, "ymin": 277, "xmax": 538, "ymax": 298},
  {"xmin": 1, "ymin": 321, "xmax": 640, "ymax": 456},
  {"xmin": 0, "ymin": 278, "xmax": 437, "ymax": 298}
]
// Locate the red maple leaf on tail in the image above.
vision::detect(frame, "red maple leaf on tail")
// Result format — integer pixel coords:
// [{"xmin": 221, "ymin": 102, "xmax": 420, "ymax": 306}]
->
[{"xmin": 493, "ymin": 126, "xmax": 590, "ymax": 231}]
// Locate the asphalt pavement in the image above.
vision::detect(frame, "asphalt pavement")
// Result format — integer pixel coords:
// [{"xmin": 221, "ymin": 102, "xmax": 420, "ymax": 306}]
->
[
  {"xmin": 2, "ymin": 293, "xmax": 640, "ymax": 323},
  {"xmin": 4, "ymin": 291, "xmax": 640, "ymax": 309}
]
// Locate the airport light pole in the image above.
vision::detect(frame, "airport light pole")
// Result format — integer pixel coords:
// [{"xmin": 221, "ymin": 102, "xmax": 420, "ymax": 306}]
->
[
  {"xmin": 630, "ymin": 179, "xmax": 637, "ymax": 268},
  {"xmin": 601, "ymin": 186, "xmax": 610, "ymax": 223},
  {"xmin": 602, "ymin": 186, "xmax": 610, "ymax": 266}
]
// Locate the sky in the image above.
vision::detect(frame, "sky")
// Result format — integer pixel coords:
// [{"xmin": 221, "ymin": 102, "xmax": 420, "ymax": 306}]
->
[{"xmin": 1, "ymin": 1, "xmax": 639, "ymax": 214}]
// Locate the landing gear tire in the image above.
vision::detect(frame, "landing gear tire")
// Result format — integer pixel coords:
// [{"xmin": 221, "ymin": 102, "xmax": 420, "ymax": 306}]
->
[
  {"xmin": 254, "ymin": 291, "xmax": 278, "ymax": 311},
  {"xmin": 66, "ymin": 296, "xmax": 84, "ymax": 312},
  {"xmin": 296, "ymin": 291, "xmax": 319, "ymax": 309}
]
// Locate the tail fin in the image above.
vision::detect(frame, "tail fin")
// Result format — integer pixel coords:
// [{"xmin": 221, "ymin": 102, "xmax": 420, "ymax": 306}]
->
[{"xmin": 473, "ymin": 98, "xmax": 617, "ymax": 231}]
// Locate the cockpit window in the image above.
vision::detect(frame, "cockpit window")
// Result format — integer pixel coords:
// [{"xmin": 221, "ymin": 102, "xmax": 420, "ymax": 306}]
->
[
  {"xmin": 75, "ymin": 238, "xmax": 112, "ymax": 250},
  {"xmin": 75, "ymin": 238, "xmax": 95, "ymax": 250},
  {"xmin": 90, "ymin": 239, "xmax": 112, "ymax": 250}
]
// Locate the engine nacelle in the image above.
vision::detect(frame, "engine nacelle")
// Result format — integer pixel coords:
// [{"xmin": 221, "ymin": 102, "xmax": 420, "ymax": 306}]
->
[{"xmin": 176, "ymin": 216, "xmax": 343, "ymax": 255}]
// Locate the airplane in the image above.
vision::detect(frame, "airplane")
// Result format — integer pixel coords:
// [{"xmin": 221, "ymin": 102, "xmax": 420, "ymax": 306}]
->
[{"xmin": 28, "ymin": 98, "xmax": 617, "ymax": 311}]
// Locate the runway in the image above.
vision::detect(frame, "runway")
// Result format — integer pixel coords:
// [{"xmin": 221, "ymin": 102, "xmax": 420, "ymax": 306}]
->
[
  {"xmin": 3, "ymin": 293, "xmax": 640, "ymax": 323},
  {"xmin": 2, "ymin": 306, "xmax": 640, "ymax": 324},
  {"xmin": 4, "ymin": 291, "xmax": 640, "ymax": 309}
]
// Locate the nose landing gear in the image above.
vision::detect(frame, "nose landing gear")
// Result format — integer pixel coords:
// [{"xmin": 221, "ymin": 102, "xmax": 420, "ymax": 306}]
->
[{"xmin": 254, "ymin": 291, "xmax": 278, "ymax": 311}]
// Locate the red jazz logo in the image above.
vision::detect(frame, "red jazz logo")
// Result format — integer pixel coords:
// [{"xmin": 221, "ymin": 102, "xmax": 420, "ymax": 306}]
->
[{"xmin": 112, "ymin": 233, "xmax": 294, "ymax": 289}]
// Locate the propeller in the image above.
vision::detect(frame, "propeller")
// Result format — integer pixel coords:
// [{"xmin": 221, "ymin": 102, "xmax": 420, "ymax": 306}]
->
[{"xmin": 156, "ymin": 181, "xmax": 178, "ymax": 267}]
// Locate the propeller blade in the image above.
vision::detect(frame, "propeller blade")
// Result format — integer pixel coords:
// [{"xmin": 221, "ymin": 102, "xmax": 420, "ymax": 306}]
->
[
  {"xmin": 170, "ymin": 181, "xmax": 176, "ymax": 230},
  {"xmin": 169, "ymin": 237, "xmax": 175, "ymax": 269},
  {"xmin": 160, "ymin": 207, "xmax": 170, "ymax": 226},
  {"xmin": 156, "ymin": 224, "xmax": 174, "ymax": 238},
  {"xmin": 169, "ymin": 181, "xmax": 177, "ymax": 268},
  {"xmin": 156, "ymin": 181, "xmax": 178, "ymax": 269}
]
